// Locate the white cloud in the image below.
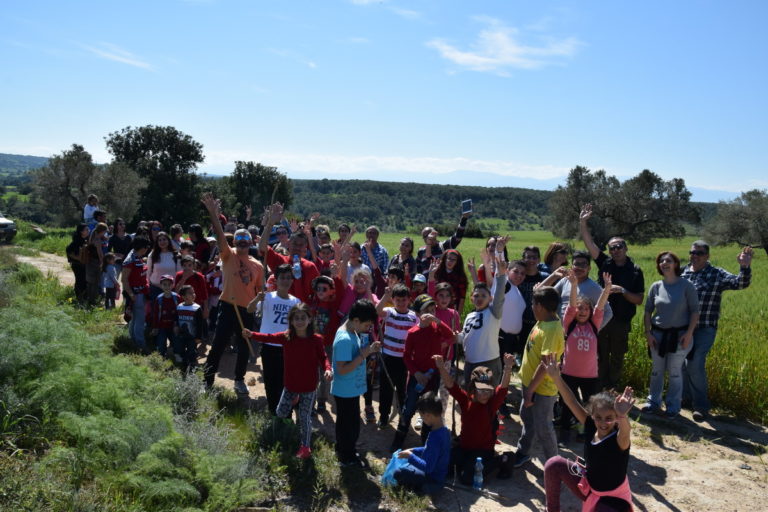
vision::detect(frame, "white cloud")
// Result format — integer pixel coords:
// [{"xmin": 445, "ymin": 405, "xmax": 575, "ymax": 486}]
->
[
  {"xmin": 267, "ymin": 48, "xmax": 318, "ymax": 69},
  {"xmin": 427, "ymin": 17, "xmax": 581, "ymax": 74},
  {"xmin": 389, "ymin": 7, "xmax": 420, "ymax": 20},
  {"xmin": 80, "ymin": 42, "xmax": 153, "ymax": 70}
]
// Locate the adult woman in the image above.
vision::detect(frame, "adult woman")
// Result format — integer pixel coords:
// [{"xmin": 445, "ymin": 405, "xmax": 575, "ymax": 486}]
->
[
  {"xmin": 169, "ymin": 224, "xmax": 185, "ymax": 251},
  {"xmin": 65, "ymin": 223, "xmax": 90, "ymax": 304},
  {"xmin": 85, "ymin": 222, "xmax": 110, "ymax": 305},
  {"xmin": 188, "ymin": 223, "xmax": 211, "ymax": 269},
  {"xmin": 107, "ymin": 218, "xmax": 132, "ymax": 261},
  {"xmin": 642, "ymin": 252, "xmax": 700, "ymax": 418},
  {"xmin": 148, "ymin": 220, "xmax": 163, "ymax": 243},
  {"xmin": 433, "ymin": 249, "xmax": 468, "ymax": 313},
  {"xmin": 541, "ymin": 242, "xmax": 570, "ymax": 275},
  {"xmin": 146, "ymin": 231, "xmax": 181, "ymax": 299},
  {"xmin": 388, "ymin": 237, "xmax": 416, "ymax": 278}
]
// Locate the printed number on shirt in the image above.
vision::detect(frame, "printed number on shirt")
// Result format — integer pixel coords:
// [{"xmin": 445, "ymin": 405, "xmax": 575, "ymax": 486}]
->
[
  {"xmin": 274, "ymin": 310, "xmax": 288, "ymax": 325},
  {"xmin": 463, "ymin": 314, "xmax": 483, "ymax": 333},
  {"xmin": 576, "ymin": 337, "xmax": 590, "ymax": 351}
]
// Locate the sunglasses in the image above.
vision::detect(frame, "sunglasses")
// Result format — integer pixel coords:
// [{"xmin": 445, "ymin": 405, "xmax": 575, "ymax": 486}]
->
[
  {"xmin": 151, "ymin": 227, "xmax": 161, "ymax": 231},
  {"xmin": 572, "ymin": 261, "xmax": 589, "ymax": 268},
  {"xmin": 234, "ymin": 235, "xmax": 251, "ymax": 242},
  {"xmin": 608, "ymin": 244, "xmax": 626, "ymax": 251},
  {"xmin": 659, "ymin": 258, "xmax": 675, "ymax": 264},
  {"xmin": 689, "ymin": 250, "xmax": 707, "ymax": 256}
]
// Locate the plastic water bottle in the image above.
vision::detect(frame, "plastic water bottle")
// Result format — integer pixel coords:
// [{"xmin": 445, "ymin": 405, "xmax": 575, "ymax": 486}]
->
[
  {"xmin": 414, "ymin": 368, "xmax": 435, "ymax": 392},
  {"xmin": 292, "ymin": 254, "xmax": 302, "ymax": 279},
  {"xmin": 473, "ymin": 457, "xmax": 484, "ymax": 490}
]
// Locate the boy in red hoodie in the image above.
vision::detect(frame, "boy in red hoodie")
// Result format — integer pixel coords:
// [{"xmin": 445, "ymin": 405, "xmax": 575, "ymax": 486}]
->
[
  {"xmin": 309, "ymin": 274, "xmax": 346, "ymax": 413},
  {"xmin": 150, "ymin": 275, "xmax": 180, "ymax": 357}
]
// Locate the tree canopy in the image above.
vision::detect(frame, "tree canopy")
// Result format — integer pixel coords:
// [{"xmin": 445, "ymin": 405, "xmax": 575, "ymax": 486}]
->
[
  {"xmin": 224, "ymin": 161, "xmax": 292, "ymax": 220},
  {"xmin": 105, "ymin": 125, "xmax": 204, "ymax": 226},
  {"xmin": 706, "ymin": 189, "xmax": 768, "ymax": 255},
  {"xmin": 548, "ymin": 166, "xmax": 699, "ymax": 246}
]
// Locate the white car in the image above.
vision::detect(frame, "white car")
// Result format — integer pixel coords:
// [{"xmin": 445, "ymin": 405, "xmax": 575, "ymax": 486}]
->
[{"xmin": 0, "ymin": 211, "xmax": 17, "ymax": 242}]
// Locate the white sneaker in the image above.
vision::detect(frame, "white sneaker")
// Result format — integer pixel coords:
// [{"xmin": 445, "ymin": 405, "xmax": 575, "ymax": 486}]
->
[
  {"xmin": 414, "ymin": 416, "xmax": 423, "ymax": 431},
  {"xmin": 233, "ymin": 380, "xmax": 249, "ymax": 394}
]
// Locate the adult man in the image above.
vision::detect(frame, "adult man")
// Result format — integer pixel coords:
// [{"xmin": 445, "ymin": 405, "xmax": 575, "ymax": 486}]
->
[
  {"xmin": 681, "ymin": 241, "xmax": 753, "ymax": 422},
  {"xmin": 415, "ymin": 211, "xmax": 471, "ymax": 274},
  {"xmin": 360, "ymin": 225, "xmax": 390, "ymax": 276},
  {"xmin": 553, "ymin": 251, "xmax": 613, "ymax": 329},
  {"xmin": 259, "ymin": 203, "xmax": 320, "ymax": 303},
  {"xmin": 201, "ymin": 193, "xmax": 264, "ymax": 394},
  {"xmin": 579, "ymin": 204, "xmax": 644, "ymax": 389}
]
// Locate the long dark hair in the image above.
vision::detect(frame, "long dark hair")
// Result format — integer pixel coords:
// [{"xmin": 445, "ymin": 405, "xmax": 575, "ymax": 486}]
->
[
  {"xmin": 73, "ymin": 223, "xmax": 88, "ymax": 242},
  {"xmin": 435, "ymin": 249, "xmax": 467, "ymax": 286},
  {"xmin": 286, "ymin": 303, "xmax": 315, "ymax": 339},
  {"xmin": 148, "ymin": 231, "xmax": 180, "ymax": 268}
]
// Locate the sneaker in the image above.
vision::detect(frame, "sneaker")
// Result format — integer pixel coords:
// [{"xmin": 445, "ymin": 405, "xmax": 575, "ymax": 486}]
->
[
  {"xmin": 377, "ymin": 416, "xmax": 389, "ymax": 429},
  {"xmin": 174, "ymin": 354, "xmax": 183, "ymax": 364},
  {"xmin": 512, "ymin": 452, "xmax": 531, "ymax": 469},
  {"xmin": 641, "ymin": 403, "xmax": 660, "ymax": 414},
  {"xmin": 296, "ymin": 446, "xmax": 312, "ymax": 459},
  {"xmin": 414, "ymin": 417, "xmax": 423, "ymax": 431},
  {"xmin": 233, "ymin": 380, "xmax": 249, "ymax": 394},
  {"xmin": 664, "ymin": 411, "xmax": 679, "ymax": 419},
  {"xmin": 365, "ymin": 406, "xmax": 375, "ymax": 423},
  {"xmin": 692, "ymin": 410, "xmax": 707, "ymax": 423},
  {"xmin": 316, "ymin": 400, "xmax": 326, "ymax": 413}
]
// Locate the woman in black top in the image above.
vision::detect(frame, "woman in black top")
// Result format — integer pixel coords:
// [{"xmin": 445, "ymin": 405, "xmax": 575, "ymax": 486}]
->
[
  {"xmin": 65, "ymin": 223, "xmax": 90, "ymax": 304},
  {"xmin": 542, "ymin": 354, "xmax": 635, "ymax": 512}
]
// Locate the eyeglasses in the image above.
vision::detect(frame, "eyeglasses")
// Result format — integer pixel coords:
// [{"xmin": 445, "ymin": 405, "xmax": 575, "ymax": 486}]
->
[
  {"xmin": 572, "ymin": 261, "xmax": 589, "ymax": 268},
  {"xmin": 151, "ymin": 227, "xmax": 161, "ymax": 231},
  {"xmin": 608, "ymin": 244, "xmax": 626, "ymax": 251},
  {"xmin": 234, "ymin": 235, "xmax": 251, "ymax": 242},
  {"xmin": 659, "ymin": 258, "xmax": 675, "ymax": 264},
  {"xmin": 689, "ymin": 250, "xmax": 707, "ymax": 256}
]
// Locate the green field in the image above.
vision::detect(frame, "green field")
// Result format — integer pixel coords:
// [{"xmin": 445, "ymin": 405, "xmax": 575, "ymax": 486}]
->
[{"xmin": 10, "ymin": 222, "xmax": 767, "ymax": 423}]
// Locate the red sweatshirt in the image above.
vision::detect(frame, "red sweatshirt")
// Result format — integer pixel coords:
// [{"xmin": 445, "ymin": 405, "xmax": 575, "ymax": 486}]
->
[
  {"xmin": 247, "ymin": 332, "xmax": 330, "ymax": 393},
  {"xmin": 174, "ymin": 270, "xmax": 208, "ymax": 307},
  {"xmin": 265, "ymin": 247, "xmax": 319, "ymax": 303},
  {"xmin": 308, "ymin": 276, "xmax": 346, "ymax": 347},
  {"xmin": 403, "ymin": 320, "xmax": 454, "ymax": 375},
  {"xmin": 448, "ymin": 382, "xmax": 507, "ymax": 451}
]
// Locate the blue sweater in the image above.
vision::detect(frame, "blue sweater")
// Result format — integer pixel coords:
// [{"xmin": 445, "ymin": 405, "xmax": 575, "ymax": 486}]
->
[{"xmin": 407, "ymin": 426, "xmax": 451, "ymax": 484}]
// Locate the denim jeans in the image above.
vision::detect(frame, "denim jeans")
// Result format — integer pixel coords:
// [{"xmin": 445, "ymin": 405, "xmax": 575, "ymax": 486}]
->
[
  {"xmin": 129, "ymin": 293, "xmax": 146, "ymax": 348},
  {"xmin": 394, "ymin": 464, "xmax": 442, "ymax": 495},
  {"xmin": 683, "ymin": 326, "xmax": 717, "ymax": 413},
  {"xmin": 516, "ymin": 386, "xmax": 558, "ymax": 461},
  {"xmin": 647, "ymin": 331, "xmax": 692, "ymax": 415},
  {"xmin": 155, "ymin": 327, "xmax": 175, "ymax": 356}
]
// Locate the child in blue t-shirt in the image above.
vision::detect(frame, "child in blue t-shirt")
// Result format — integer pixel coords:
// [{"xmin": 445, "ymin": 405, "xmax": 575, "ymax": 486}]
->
[{"xmin": 393, "ymin": 392, "xmax": 451, "ymax": 496}]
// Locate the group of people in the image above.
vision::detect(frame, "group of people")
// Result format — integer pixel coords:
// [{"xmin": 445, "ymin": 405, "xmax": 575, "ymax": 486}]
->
[{"xmin": 63, "ymin": 194, "xmax": 753, "ymax": 511}]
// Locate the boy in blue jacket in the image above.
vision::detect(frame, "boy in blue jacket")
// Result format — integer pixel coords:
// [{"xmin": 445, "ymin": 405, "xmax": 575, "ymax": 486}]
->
[{"xmin": 393, "ymin": 392, "xmax": 451, "ymax": 496}]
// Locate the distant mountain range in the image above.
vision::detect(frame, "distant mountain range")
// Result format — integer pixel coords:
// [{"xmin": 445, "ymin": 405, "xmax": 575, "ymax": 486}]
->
[{"xmin": 0, "ymin": 153, "xmax": 48, "ymax": 175}]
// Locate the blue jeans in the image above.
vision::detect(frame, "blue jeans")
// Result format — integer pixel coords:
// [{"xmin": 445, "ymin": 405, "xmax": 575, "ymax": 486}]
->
[
  {"xmin": 683, "ymin": 326, "xmax": 717, "ymax": 413},
  {"xmin": 155, "ymin": 327, "xmax": 175, "ymax": 356},
  {"xmin": 396, "ymin": 373, "xmax": 439, "ymax": 436},
  {"xmin": 394, "ymin": 464, "xmax": 442, "ymax": 495},
  {"xmin": 129, "ymin": 294, "xmax": 146, "ymax": 348},
  {"xmin": 647, "ymin": 331, "xmax": 692, "ymax": 415}
]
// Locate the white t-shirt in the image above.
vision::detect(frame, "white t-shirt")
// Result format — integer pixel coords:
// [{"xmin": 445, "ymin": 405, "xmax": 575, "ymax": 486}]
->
[
  {"xmin": 258, "ymin": 291, "xmax": 301, "ymax": 346},
  {"xmin": 147, "ymin": 251, "xmax": 181, "ymax": 287},
  {"xmin": 492, "ymin": 280, "xmax": 526, "ymax": 335},
  {"xmin": 83, "ymin": 203, "xmax": 98, "ymax": 224}
]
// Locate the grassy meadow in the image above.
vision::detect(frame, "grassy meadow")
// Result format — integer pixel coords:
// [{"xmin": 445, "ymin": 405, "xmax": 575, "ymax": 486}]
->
[{"xmin": 8, "ymin": 222, "xmax": 767, "ymax": 423}]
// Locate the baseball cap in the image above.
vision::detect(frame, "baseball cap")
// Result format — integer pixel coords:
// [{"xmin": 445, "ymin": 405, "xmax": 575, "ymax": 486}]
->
[
  {"xmin": 470, "ymin": 366, "xmax": 494, "ymax": 390},
  {"xmin": 413, "ymin": 274, "xmax": 427, "ymax": 284},
  {"xmin": 160, "ymin": 274, "xmax": 174, "ymax": 283},
  {"xmin": 206, "ymin": 237, "xmax": 217, "ymax": 243}
]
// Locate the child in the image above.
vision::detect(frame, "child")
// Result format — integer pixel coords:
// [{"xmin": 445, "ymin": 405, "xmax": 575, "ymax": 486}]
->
[
  {"xmin": 121, "ymin": 237, "xmax": 151, "ymax": 350},
  {"xmin": 392, "ymin": 392, "xmax": 451, "ymax": 496},
  {"xmin": 242, "ymin": 303, "xmax": 333, "ymax": 459},
  {"xmin": 433, "ymin": 352, "xmax": 516, "ymax": 485},
  {"xmin": 151, "ymin": 275, "xmax": 180, "ymax": 357},
  {"xmin": 410, "ymin": 273, "xmax": 428, "ymax": 302},
  {"xmin": 391, "ymin": 294, "xmax": 455, "ymax": 451},
  {"xmin": 559, "ymin": 270, "xmax": 612, "ymax": 444},
  {"xmin": 205, "ymin": 261, "xmax": 223, "ymax": 337},
  {"xmin": 102, "ymin": 253, "xmax": 120, "ymax": 310},
  {"xmin": 309, "ymin": 274, "xmax": 345, "ymax": 413},
  {"xmin": 175, "ymin": 285, "xmax": 205, "ymax": 372},
  {"xmin": 376, "ymin": 284, "xmax": 420, "ymax": 429},
  {"xmin": 459, "ymin": 255, "xmax": 508, "ymax": 387},
  {"xmin": 174, "ymin": 254, "xmax": 209, "ymax": 320},
  {"xmin": 247, "ymin": 263, "xmax": 301, "ymax": 415},
  {"xmin": 514, "ymin": 286, "xmax": 564, "ymax": 469},
  {"xmin": 431, "ymin": 282, "xmax": 461, "ymax": 421},
  {"xmin": 331, "ymin": 299, "xmax": 382, "ymax": 467},
  {"xmin": 542, "ymin": 354, "xmax": 634, "ymax": 512}
]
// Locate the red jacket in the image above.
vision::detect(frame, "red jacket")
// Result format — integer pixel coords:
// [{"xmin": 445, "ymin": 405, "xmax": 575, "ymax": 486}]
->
[
  {"xmin": 265, "ymin": 247, "xmax": 319, "ymax": 303},
  {"xmin": 403, "ymin": 320, "xmax": 454, "ymax": 375},
  {"xmin": 174, "ymin": 270, "xmax": 208, "ymax": 307},
  {"xmin": 247, "ymin": 332, "xmax": 330, "ymax": 393},
  {"xmin": 449, "ymin": 382, "xmax": 508, "ymax": 451}
]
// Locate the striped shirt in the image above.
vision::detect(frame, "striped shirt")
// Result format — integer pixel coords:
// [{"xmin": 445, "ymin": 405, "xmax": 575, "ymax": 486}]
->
[
  {"xmin": 381, "ymin": 307, "xmax": 419, "ymax": 357},
  {"xmin": 681, "ymin": 263, "xmax": 751, "ymax": 328}
]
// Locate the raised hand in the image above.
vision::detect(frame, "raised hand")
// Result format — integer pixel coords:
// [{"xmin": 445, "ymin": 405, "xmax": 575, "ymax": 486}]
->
[
  {"xmin": 245, "ymin": 205, "xmax": 252, "ymax": 219},
  {"xmin": 503, "ymin": 352, "xmax": 515, "ymax": 369},
  {"xmin": 289, "ymin": 218, "xmax": 299, "ymax": 233},
  {"xmin": 268, "ymin": 203, "xmax": 283, "ymax": 225},
  {"xmin": 580, "ymin": 204, "xmax": 593, "ymax": 222},
  {"xmin": 495, "ymin": 252, "xmax": 508, "ymax": 275},
  {"xmin": 566, "ymin": 268, "xmax": 578, "ymax": 285},
  {"xmin": 614, "ymin": 387, "xmax": 635, "ymax": 417},
  {"xmin": 737, "ymin": 246, "xmax": 753, "ymax": 267},
  {"xmin": 201, "ymin": 192, "xmax": 218, "ymax": 214},
  {"xmin": 310, "ymin": 212, "xmax": 321, "ymax": 223}
]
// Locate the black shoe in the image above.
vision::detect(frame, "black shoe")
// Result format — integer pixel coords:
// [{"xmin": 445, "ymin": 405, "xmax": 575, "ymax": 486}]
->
[
  {"xmin": 390, "ymin": 430, "xmax": 407, "ymax": 453},
  {"xmin": 377, "ymin": 416, "xmax": 389, "ymax": 429},
  {"xmin": 558, "ymin": 428, "xmax": 571, "ymax": 447},
  {"xmin": 316, "ymin": 400, "xmax": 326, "ymax": 413}
]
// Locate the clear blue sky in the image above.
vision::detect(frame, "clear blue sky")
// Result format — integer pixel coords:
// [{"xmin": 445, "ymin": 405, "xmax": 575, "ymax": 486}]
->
[{"xmin": 1, "ymin": 0, "xmax": 766, "ymax": 201}]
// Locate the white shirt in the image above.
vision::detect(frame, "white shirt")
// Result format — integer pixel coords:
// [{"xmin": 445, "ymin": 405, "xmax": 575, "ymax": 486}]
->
[
  {"xmin": 492, "ymin": 280, "xmax": 526, "ymax": 335},
  {"xmin": 147, "ymin": 251, "xmax": 181, "ymax": 287},
  {"xmin": 258, "ymin": 291, "xmax": 301, "ymax": 346}
]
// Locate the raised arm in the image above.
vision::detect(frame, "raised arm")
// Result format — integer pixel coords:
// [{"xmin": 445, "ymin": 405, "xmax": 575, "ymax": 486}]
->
[
  {"xmin": 431, "ymin": 354, "xmax": 454, "ymax": 389},
  {"xmin": 568, "ymin": 269, "xmax": 579, "ymax": 307},
  {"xmin": 614, "ymin": 387, "xmax": 635, "ymax": 450},
  {"xmin": 201, "ymin": 193, "xmax": 230, "ymax": 255},
  {"xmin": 258, "ymin": 202, "xmax": 283, "ymax": 256},
  {"xmin": 597, "ymin": 272, "xmax": 612, "ymax": 310},
  {"xmin": 579, "ymin": 203, "xmax": 601, "ymax": 260},
  {"xmin": 490, "ymin": 255, "xmax": 508, "ymax": 319},
  {"xmin": 376, "ymin": 288, "xmax": 391, "ymax": 317},
  {"xmin": 541, "ymin": 354, "xmax": 589, "ymax": 423}
]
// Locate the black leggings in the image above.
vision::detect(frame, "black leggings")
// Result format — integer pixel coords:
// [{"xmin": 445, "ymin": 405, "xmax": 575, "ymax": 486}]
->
[
  {"xmin": 203, "ymin": 302, "xmax": 254, "ymax": 387},
  {"xmin": 560, "ymin": 374, "xmax": 599, "ymax": 431},
  {"xmin": 378, "ymin": 354, "xmax": 407, "ymax": 419}
]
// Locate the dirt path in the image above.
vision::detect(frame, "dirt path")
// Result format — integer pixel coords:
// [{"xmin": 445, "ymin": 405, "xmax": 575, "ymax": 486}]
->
[{"xmin": 10, "ymin": 248, "xmax": 768, "ymax": 511}]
